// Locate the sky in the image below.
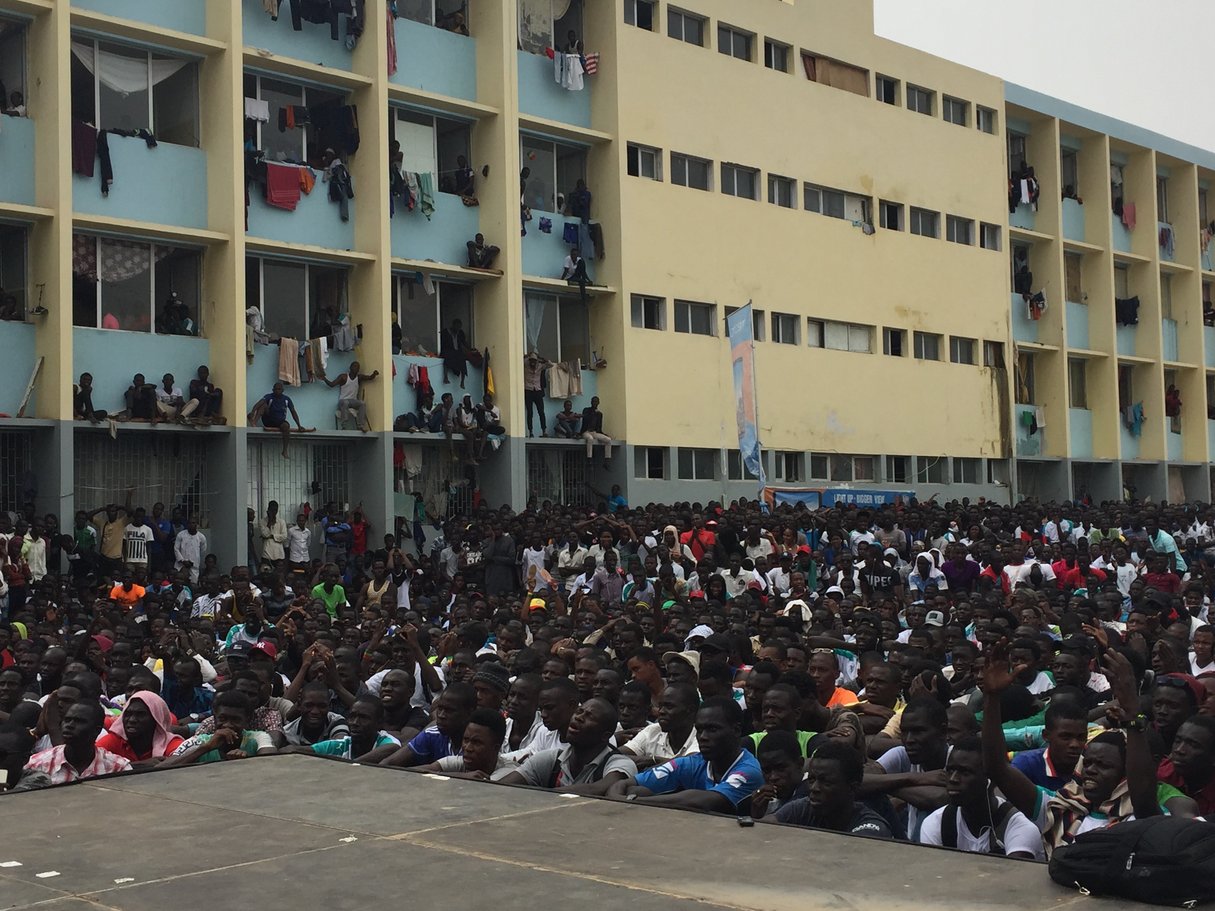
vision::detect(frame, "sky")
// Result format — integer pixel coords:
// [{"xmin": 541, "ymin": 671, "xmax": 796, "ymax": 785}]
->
[{"xmin": 873, "ymin": 0, "xmax": 1214, "ymax": 154}]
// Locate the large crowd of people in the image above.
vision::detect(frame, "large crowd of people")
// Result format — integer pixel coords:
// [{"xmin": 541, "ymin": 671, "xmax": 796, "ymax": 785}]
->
[{"xmin": 2, "ymin": 489, "xmax": 1214, "ymax": 867}]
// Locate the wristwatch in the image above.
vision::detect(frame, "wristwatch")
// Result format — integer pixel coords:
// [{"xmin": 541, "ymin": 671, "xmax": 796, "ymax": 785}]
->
[{"xmin": 1124, "ymin": 713, "xmax": 1148, "ymax": 732}]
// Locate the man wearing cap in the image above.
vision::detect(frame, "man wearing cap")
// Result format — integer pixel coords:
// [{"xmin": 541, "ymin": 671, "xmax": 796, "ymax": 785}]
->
[
  {"xmin": 621, "ymin": 683, "xmax": 700, "ymax": 770},
  {"xmin": 663, "ymin": 650, "xmax": 700, "ymax": 686}
]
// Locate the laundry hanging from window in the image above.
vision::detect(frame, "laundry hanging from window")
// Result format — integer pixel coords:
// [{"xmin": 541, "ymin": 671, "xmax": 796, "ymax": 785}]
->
[{"xmin": 1115, "ymin": 296, "xmax": 1140, "ymax": 326}]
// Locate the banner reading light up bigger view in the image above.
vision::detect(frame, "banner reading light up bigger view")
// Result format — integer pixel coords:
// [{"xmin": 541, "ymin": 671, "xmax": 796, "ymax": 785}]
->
[{"xmin": 726, "ymin": 303, "xmax": 766, "ymax": 489}]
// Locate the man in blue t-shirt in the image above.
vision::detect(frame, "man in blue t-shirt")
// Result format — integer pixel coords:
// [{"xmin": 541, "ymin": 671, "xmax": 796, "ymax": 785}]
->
[
  {"xmin": 1009, "ymin": 700, "xmax": 1089, "ymax": 792},
  {"xmin": 608, "ymin": 697, "xmax": 762, "ymax": 813},
  {"xmin": 247, "ymin": 381, "xmax": 309, "ymax": 458},
  {"xmin": 379, "ymin": 683, "xmax": 475, "ymax": 767}
]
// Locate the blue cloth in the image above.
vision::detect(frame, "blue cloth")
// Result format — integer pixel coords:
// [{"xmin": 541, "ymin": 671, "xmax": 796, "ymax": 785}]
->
[
  {"xmin": 261, "ymin": 392, "xmax": 293, "ymax": 425},
  {"xmin": 161, "ymin": 676, "xmax": 214, "ymax": 720},
  {"xmin": 562, "ymin": 222, "xmax": 580, "ymax": 245},
  {"xmin": 538, "ymin": 217, "xmax": 552, "ymax": 234},
  {"xmin": 634, "ymin": 749, "xmax": 763, "ymax": 808},
  {"xmin": 407, "ymin": 725, "xmax": 457, "ymax": 763},
  {"xmin": 1010, "ymin": 747, "xmax": 1070, "ymax": 793}
]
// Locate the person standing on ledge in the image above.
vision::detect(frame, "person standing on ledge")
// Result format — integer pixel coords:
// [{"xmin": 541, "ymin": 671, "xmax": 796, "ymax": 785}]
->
[{"xmin": 323, "ymin": 360, "xmax": 379, "ymax": 432}]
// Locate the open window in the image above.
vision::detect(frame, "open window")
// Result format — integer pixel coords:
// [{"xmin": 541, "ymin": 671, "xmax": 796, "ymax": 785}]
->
[
  {"xmin": 394, "ymin": 108, "xmax": 473, "ymax": 195},
  {"xmin": 399, "ymin": 0, "xmax": 469, "ymax": 32},
  {"xmin": 393, "ymin": 276, "xmax": 473, "ymax": 356},
  {"xmin": 0, "ymin": 18, "xmax": 26, "ymax": 110},
  {"xmin": 243, "ymin": 74, "xmax": 345, "ymax": 166},
  {"xmin": 73, "ymin": 234, "xmax": 201, "ymax": 334},
  {"xmin": 521, "ymin": 134, "xmax": 587, "ymax": 213},
  {"xmin": 524, "ymin": 291, "xmax": 590, "ymax": 363},
  {"xmin": 246, "ymin": 256, "xmax": 348, "ymax": 342},
  {"xmin": 518, "ymin": 0, "xmax": 583, "ymax": 56},
  {"xmin": 0, "ymin": 223, "xmax": 28, "ymax": 320}
]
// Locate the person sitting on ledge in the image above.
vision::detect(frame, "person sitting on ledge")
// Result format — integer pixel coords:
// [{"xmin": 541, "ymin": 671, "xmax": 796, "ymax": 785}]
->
[
  {"xmin": 466, "ymin": 233, "xmax": 501, "ymax": 270},
  {"xmin": 248, "ymin": 381, "xmax": 312, "ymax": 459}
]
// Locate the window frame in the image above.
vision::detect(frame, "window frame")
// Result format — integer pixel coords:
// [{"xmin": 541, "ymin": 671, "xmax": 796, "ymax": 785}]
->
[
  {"xmin": 770, "ymin": 312, "xmax": 800, "ymax": 345},
  {"xmin": 75, "ymin": 233, "xmax": 202, "ymax": 335},
  {"xmin": 248, "ymin": 255, "xmax": 348, "ymax": 344},
  {"xmin": 913, "ymin": 331, "xmax": 941, "ymax": 361},
  {"xmin": 720, "ymin": 162, "xmax": 759, "ymax": 200},
  {"xmin": 882, "ymin": 327, "xmax": 906, "ymax": 357},
  {"xmin": 942, "ymin": 95, "xmax": 969, "ymax": 127},
  {"xmin": 767, "ymin": 174, "xmax": 796, "ymax": 209},
  {"xmin": 980, "ymin": 222, "xmax": 1002, "ymax": 251},
  {"xmin": 774, "ymin": 451, "xmax": 804, "ymax": 483},
  {"xmin": 983, "ymin": 340, "xmax": 1006, "ymax": 368},
  {"xmin": 916, "ymin": 456, "xmax": 947, "ymax": 485},
  {"xmin": 1068, "ymin": 357, "xmax": 1088, "ymax": 409},
  {"xmin": 635, "ymin": 446, "xmax": 667, "ymax": 480},
  {"xmin": 880, "ymin": 200, "xmax": 904, "ymax": 231},
  {"xmin": 906, "ymin": 84, "xmax": 934, "ymax": 115},
  {"xmin": 726, "ymin": 449, "xmax": 759, "ymax": 481},
  {"xmin": 630, "ymin": 293, "xmax": 666, "ymax": 330},
  {"xmin": 667, "ymin": 7, "xmax": 706, "ymax": 46},
  {"xmin": 946, "ymin": 215, "xmax": 975, "ymax": 245},
  {"xmin": 524, "ymin": 290, "xmax": 589, "ymax": 363},
  {"xmin": 976, "ymin": 105, "xmax": 997, "ymax": 134},
  {"xmin": 909, "ymin": 207, "xmax": 940, "ymax": 238},
  {"xmin": 670, "ymin": 152, "xmax": 711, "ymax": 190},
  {"xmin": 949, "ymin": 336, "xmax": 976, "ymax": 365},
  {"xmin": 623, "ymin": 0, "xmax": 655, "ymax": 30},
  {"xmin": 393, "ymin": 273, "xmax": 474, "ymax": 355},
  {"xmin": 952, "ymin": 458, "xmax": 980, "ymax": 485},
  {"xmin": 875, "ymin": 74, "xmax": 899, "ymax": 106},
  {"xmin": 886, "ymin": 455, "xmax": 910, "ymax": 484},
  {"xmin": 626, "ymin": 142, "xmax": 663, "ymax": 180},
  {"xmin": 763, "ymin": 38, "xmax": 790, "ymax": 73},
  {"xmin": 677, "ymin": 447, "xmax": 718, "ymax": 481},
  {"xmin": 716, "ymin": 23, "xmax": 753, "ymax": 62},
  {"xmin": 674, "ymin": 299, "xmax": 717, "ymax": 336}
]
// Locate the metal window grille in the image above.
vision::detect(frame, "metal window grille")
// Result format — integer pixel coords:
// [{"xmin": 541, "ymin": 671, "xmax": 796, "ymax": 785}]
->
[
  {"xmin": 75, "ymin": 433, "xmax": 213, "ymax": 521},
  {"xmin": 247, "ymin": 439, "xmax": 350, "ymax": 516},
  {"xmin": 527, "ymin": 448, "xmax": 589, "ymax": 508},
  {"xmin": 0, "ymin": 431, "xmax": 33, "ymax": 513},
  {"xmin": 392, "ymin": 444, "xmax": 472, "ymax": 521}
]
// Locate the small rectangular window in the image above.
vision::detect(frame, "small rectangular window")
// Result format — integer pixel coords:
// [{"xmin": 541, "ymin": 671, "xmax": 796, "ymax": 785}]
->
[
  {"xmin": 910, "ymin": 207, "xmax": 940, "ymax": 238},
  {"xmin": 1007, "ymin": 132, "xmax": 1028, "ymax": 170},
  {"xmin": 717, "ymin": 24, "xmax": 753, "ymax": 61},
  {"xmin": 1061, "ymin": 149, "xmax": 1080, "ymax": 196},
  {"xmin": 1161, "ymin": 274, "xmax": 1173, "ymax": 319},
  {"xmin": 771, "ymin": 312, "xmax": 799, "ymax": 345},
  {"xmin": 913, "ymin": 331, "xmax": 941, "ymax": 361},
  {"xmin": 883, "ymin": 327, "xmax": 906, "ymax": 357},
  {"xmin": 983, "ymin": 340, "xmax": 1006, "ymax": 368},
  {"xmin": 829, "ymin": 454, "xmax": 853, "ymax": 482},
  {"xmin": 1069, "ymin": 357, "xmax": 1088, "ymax": 408},
  {"xmin": 667, "ymin": 7, "xmax": 706, "ymax": 46},
  {"xmin": 875, "ymin": 74, "xmax": 899, "ymax": 105},
  {"xmin": 906, "ymin": 84, "xmax": 934, "ymax": 115},
  {"xmin": 880, "ymin": 200, "xmax": 904, "ymax": 231},
  {"xmin": 887, "ymin": 455, "xmax": 910, "ymax": 484},
  {"xmin": 678, "ymin": 448, "xmax": 717, "ymax": 480},
  {"xmin": 853, "ymin": 456, "xmax": 876, "ymax": 482},
  {"xmin": 988, "ymin": 460, "xmax": 1010, "ymax": 485},
  {"xmin": 806, "ymin": 318, "xmax": 824, "ymax": 348},
  {"xmin": 1065, "ymin": 253, "xmax": 1083, "ymax": 303},
  {"xmin": 802, "ymin": 53, "xmax": 869, "ymax": 96},
  {"xmin": 808, "ymin": 454, "xmax": 829, "ymax": 480},
  {"xmin": 977, "ymin": 106, "xmax": 997, "ymax": 134},
  {"xmin": 943, "ymin": 96, "xmax": 968, "ymax": 126},
  {"xmin": 624, "ymin": 0, "xmax": 655, "ymax": 30},
  {"xmin": 1157, "ymin": 176, "xmax": 1170, "ymax": 223},
  {"xmin": 626, "ymin": 143, "xmax": 662, "ymax": 180},
  {"xmin": 917, "ymin": 456, "xmax": 947, "ymax": 484},
  {"xmin": 768, "ymin": 174, "xmax": 796, "ymax": 208},
  {"xmin": 981, "ymin": 222, "xmax": 1002, "ymax": 251},
  {"xmin": 1114, "ymin": 264, "xmax": 1130, "ymax": 299},
  {"xmin": 804, "ymin": 183, "xmax": 868, "ymax": 221},
  {"xmin": 727, "ymin": 450, "xmax": 759, "ymax": 481},
  {"xmin": 774, "ymin": 451, "xmax": 804, "ymax": 482},
  {"xmin": 764, "ymin": 39, "xmax": 790, "ymax": 73},
  {"xmin": 953, "ymin": 458, "xmax": 980, "ymax": 484},
  {"xmin": 630, "ymin": 294, "xmax": 665, "ymax": 330},
  {"xmin": 721, "ymin": 163, "xmax": 758, "ymax": 199},
  {"xmin": 670, "ymin": 152, "xmax": 711, "ymax": 190},
  {"xmin": 635, "ymin": 446, "xmax": 667, "ymax": 479},
  {"xmin": 848, "ymin": 324, "xmax": 872, "ymax": 353},
  {"xmin": 674, "ymin": 300, "xmax": 716, "ymax": 336},
  {"xmin": 946, "ymin": 215, "xmax": 975, "ymax": 245},
  {"xmin": 949, "ymin": 336, "xmax": 976, "ymax": 365}
]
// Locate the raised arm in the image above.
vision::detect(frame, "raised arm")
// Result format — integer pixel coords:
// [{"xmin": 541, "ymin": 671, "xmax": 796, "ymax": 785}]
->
[
  {"xmin": 979, "ymin": 639, "xmax": 1040, "ymax": 818},
  {"xmin": 1103, "ymin": 649, "xmax": 1161, "ymax": 819}
]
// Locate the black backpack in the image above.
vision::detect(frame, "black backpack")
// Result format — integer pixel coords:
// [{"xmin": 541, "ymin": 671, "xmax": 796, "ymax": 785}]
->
[{"xmin": 1049, "ymin": 816, "xmax": 1215, "ymax": 907}]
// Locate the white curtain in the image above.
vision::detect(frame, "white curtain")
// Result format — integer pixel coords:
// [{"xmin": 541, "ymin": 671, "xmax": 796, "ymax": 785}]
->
[
  {"xmin": 71, "ymin": 41, "xmax": 188, "ymax": 95},
  {"xmin": 524, "ymin": 295, "xmax": 548, "ymax": 355}
]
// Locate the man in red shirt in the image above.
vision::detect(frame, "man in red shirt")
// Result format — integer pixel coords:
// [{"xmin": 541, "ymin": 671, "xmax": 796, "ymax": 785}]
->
[
  {"xmin": 679, "ymin": 514, "xmax": 716, "ymax": 563},
  {"xmin": 1143, "ymin": 553, "xmax": 1182, "ymax": 595}
]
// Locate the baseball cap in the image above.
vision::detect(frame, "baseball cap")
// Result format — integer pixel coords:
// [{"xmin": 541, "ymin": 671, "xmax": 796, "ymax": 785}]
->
[
  {"xmin": 683, "ymin": 624, "xmax": 714, "ymax": 648},
  {"xmin": 528, "ymin": 597, "xmax": 548, "ymax": 612},
  {"xmin": 924, "ymin": 610, "xmax": 946, "ymax": 628},
  {"xmin": 251, "ymin": 641, "xmax": 278, "ymax": 660},
  {"xmin": 662, "ymin": 650, "xmax": 701, "ymax": 676},
  {"xmin": 698, "ymin": 633, "xmax": 731, "ymax": 654},
  {"xmin": 227, "ymin": 641, "xmax": 253, "ymax": 657}
]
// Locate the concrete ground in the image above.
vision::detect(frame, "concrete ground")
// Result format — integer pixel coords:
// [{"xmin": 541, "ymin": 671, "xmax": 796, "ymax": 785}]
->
[{"xmin": 0, "ymin": 755, "xmax": 1125, "ymax": 911}]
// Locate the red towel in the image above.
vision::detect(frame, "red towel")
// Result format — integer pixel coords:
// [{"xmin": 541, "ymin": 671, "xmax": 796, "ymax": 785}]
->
[{"xmin": 265, "ymin": 162, "xmax": 301, "ymax": 211}]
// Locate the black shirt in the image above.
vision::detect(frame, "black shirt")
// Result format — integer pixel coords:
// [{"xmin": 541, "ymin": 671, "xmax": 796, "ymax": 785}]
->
[
  {"xmin": 773, "ymin": 799, "xmax": 894, "ymax": 838},
  {"xmin": 581, "ymin": 407, "xmax": 603, "ymax": 434}
]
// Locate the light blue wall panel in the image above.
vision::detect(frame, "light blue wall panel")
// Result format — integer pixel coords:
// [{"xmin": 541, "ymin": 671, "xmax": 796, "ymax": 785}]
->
[
  {"xmin": 1205, "ymin": 326, "xmax": 1215, "ymax": 368},
  {"xmin": 522, "ymin": 210, "xmax": 592, "ymax": 278},
  {"xmin": 1112, "ymin": 219, "xmax": 1133, "ymax": 254},
  {"xmin": 0, "ymin": 322, "xmax": 36, "ymax": 415},
  {"xmin": 1116, "ymin": 325, "xmax": 1137, "ymax": 357},
  {"xmin": 0, "ymin": 116, "xmax": 35, "ymax": 207},
  {"xmin": 391, "ymin": 354, "xmax": 484, "ymax": 418},
  {"xmin": 390, "ymin": 18, "xmax": 476, "ymax": 100},
  {"xmin": 1066, "ymin": 301, "xmax": 1089, "ymax": 350},
  {"xmin": 517, "ymin": 50, "xmax": 591, "ymax": 128},
  {"xmin": 247, "ymin": 177, "xmax": 355, "ymax": 250},
  {"xmin": 73, "ymin": 137, "xmax": 207, "ymax": 229},
  {"xmin": 1011, "ymin": 293, "xmax": 1038, "ymax": 344},
  {"xmin": 1068, "ymin": 408, "xmax": 1093, "ymax": 459},
  {"xmin": 242, "ymin": 0, "xmax": 353, "ymax": 71},
  {"xmin": 73, "ymin": 328, "xmax": 211, "ymax": 413},
  {"xmin": 246, "ymin": 343, "xmax": 356, "ymax": 429},
  {"xmin": 1010, "ymin": 203, "xmax": 1036, "ymax": 231},
  {"xmin": 1062, "ymin": 198, "xmax": 1085, "ymax": 243},
  {"xmin": 73, "ymin": 0, "xmax": 205, "ymax": 35},
  {"xmin": 1162, "ymin": 319, "xmax": 1179, "ymax": 362},
  {"xmin": 390, "ymin": 192, "xmax": 479, "ymax": 263}
]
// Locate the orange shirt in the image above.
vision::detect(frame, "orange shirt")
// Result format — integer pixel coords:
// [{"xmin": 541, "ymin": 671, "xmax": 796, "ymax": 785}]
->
[
  {"xmin": 827, "ymin": 687, "xmax": 860, "ymax": 708},
  {"xmin": 108, "ymin": 583, "xmax": 145, "ymax": 608}
]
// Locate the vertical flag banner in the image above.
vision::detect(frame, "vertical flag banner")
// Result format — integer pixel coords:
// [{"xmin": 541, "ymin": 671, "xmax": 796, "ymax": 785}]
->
[{"xmin": 726, "ymin": 303, "xmax": 766, "ymax": 489}]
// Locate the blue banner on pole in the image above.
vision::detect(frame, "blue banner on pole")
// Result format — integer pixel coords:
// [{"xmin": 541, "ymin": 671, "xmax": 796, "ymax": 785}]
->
[{"xmin": 726, "ymin": 304, "xmax": 766, "ymax": 488}]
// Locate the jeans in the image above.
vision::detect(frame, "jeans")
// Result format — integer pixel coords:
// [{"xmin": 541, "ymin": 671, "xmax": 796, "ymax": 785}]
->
[{"xmin": 525, "ymin": 389, "xmax": 546, "ymax": 434}]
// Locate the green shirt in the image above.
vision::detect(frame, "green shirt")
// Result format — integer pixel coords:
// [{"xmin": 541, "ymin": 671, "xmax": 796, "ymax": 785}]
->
[
  {"xmin": 749, "ymin": 730, "xmax": 817, "ymax": 758},
  {"xmin": 311, "ymin": 732, "xmax": 400, "ymax": 760},
  {"xmin": 311, "ymin": 583, "xmax": 347, "ymax": 617},
  {"xmin": 174, "ymin": 730, "xmax": 273, "ymax": 763}
]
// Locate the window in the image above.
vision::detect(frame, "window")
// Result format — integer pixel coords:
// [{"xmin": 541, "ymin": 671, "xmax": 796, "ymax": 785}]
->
[
  {"xmin": 1007, "ymin": 132, "xmax": 1027, "ymax": 170},
  {"xmin": 764, "ymin": 39, "xmax": 790, "ymax": 73},
  {"xmin": 913, "ymin": 331, "xmax": 941, "ymax": 361},
  {"xmin": 518, "ymin": 0, "xmax": 582, "ymax": 55},
  {"xmin": 883, "ymin": 327, "xmax": 906, "ymax": 357},
  {"xmin": 949, "ymin": 336, "xmax": 976, "ymax": 365},
  {"xmin": 886, "ymin": 456, "xmax": 910, "ymax": 484},
  {"xmin": 943, "ymin": 96, "xmax": 968, "ymax": 126},
  {"xmin": 727, "ymin": 306, "xmax": 765, "ymax": 341},
  {"xmin": 1117, "ymin": 364, "xmax": 1133, "ymax": 410},
  {"xmin": 244, "ymin": 74, "xmax": 343, "ymax": 164},
  {"xmin": 853, "ymin": 456, "xmax": 876, "ymax": 482},
  {"xmin": 0, "ymin": 19, "xmax": 26, "ymax": 101},
  {"xmin": 906, "ymin": 84, "xmax": 934, "ymax": 115},
  {"xmin": 524, "ymin": 292, "xmax": 589, "ymax": 363},
  {"xmin": 1061, "ymin": 149, "xmax": 1079, "ymax": 196},
  {"xmin": 875, "ymin": 74, "xmax": 899, "ymax": 105},
  {"xmin": 717, "ymin": 24, "xmax": 752, "ymax": 61},
  {"xmin": 630, "ymin": 294, "xmax": 665, "ymax": 330},
  {"xmin": 946, "ymin": 215, "xmax": 974, "ymax": 245},
  {"xmin": 804, "ymin": 183, "xmax": 870, "ymax": 222},
  {"xmin": 720, "ymin": 163, "xmax": 758, "ymax": 200},
  {"xmin": 801, "ymin": 53, "xmax": 868, "ymax": 96},
  {"xmin": 977, "ymin": 106, "xmax": 997, "ymax": 134},
  {"xmin": 624, "ymin": 0, "xmax": 655, "ymax": 30},
  {"xmin": 0, "ymin": 224, "xmax": 27, "ymax": 319},
  {"xmin": 988, "ymin": 460, "xmax": 1010, "ymax": 485},
  {"xmin": 1065, "ymin": 253, "xmax": 1083, "ymax": 303},
  {"xmin": 71, "ymin": 39, "xmax": 199, "ymax": 147},
  {"xmin": 829, "ymin": 455, "xmax": 853, "ymax": 483},
  {"xmin": 1016, "ymin": 351, "xmax": 1036, "ymax": 404},
  {"xmin": 910, "ymin": 207, "xmax": 940, "ymax": 238},
  {"xmin": 1068, "ymin": 358, "xmax": 1088, "ymax": 408},
  {"xmin": 1201, "ymin": 187, "xmax": 1209, "ymax": 226},
  {"xmin": 72, "ymin": 234, "xmax": 201, "ymax": 333},
  {"xmin": 394, "ymin": 108, "xmax": 472, "ymax": 196},
  {"xmin": 727, "ymin": 450, "xmax": 759, "ymax": 481},
  {"xmin": 674, "ymin": 300, "xmax": 716, "ymax": 336},
  {"xmin": 808, "ymin": 454, "xmax": 829, "ymax": 480},
  {"xmin": 916, "ymin": 457, "xmax": 947, "ymax": 484},
  {"xmin": 880, "ymin": 200, "xmax": 904, "ymax": 231},
  {"xmin": 775, "ymin": 452, "xmax": 803, "ymax": 482},
  {"xmin": 981, "ymin": 222, "xmax": 1002, "ymax": 251},
  {"xmin": 1114, "ymin": 264, "xmax": 1130, "ymax": 299},
  {"xmin": 771, "ymin": 312, "xmax": 799, "ymax": 345},
  {"xmin": 626, "ymin": 143, "xmax": 662, "ymax": 180},
  {"xmin": 806, "ymin": 319, "xmax": 823, "ymax": 348},
  {"xmin": 635, "ymin": 447, "xmax": 666, "ymax": 480},
  {"xmin": 983, "ymin": 340, "xmax": 1006, "ymax": 368},
  {"xmin": 678, "ymin": 448, "xmax": 717, "ymax": 480},
  {"xmin": 520, "ymin": 135, "xmax": 586, "ymax": 213},
  {"xmin": 1157, "ymin": 176, "xmax": 1170, "ymax": 223},
  {"xmin": 393, "ymin": 277, "xmax": 473, "ymax": 355},
  {"xmin": 667, "ymin": 7, "xmax": 705, "ymax": 46},
  {"xmin": 768, "ymin": 174, "xmax": 796, "ymax": 208},
  {"xmin": 1161, "ymin": 274, "xmax": 1173, "ymax": 319},
  {"xmin": 402, "ymin": 0, "xmax": 468, "ymax": 29},
  {"xmin": 670, "ymin": 152, "xmax": 711, "ymax": 190},
  {"xmin": 812, "ymin": 320, "xmax": 872, "ymax": 353},
  {"xmin": 953, "ymin": 458, "xmax": 980, "ymax": 484},
  {"xmin": 245, "ymin": 256, "xmax": 345, "ymax": 342}
]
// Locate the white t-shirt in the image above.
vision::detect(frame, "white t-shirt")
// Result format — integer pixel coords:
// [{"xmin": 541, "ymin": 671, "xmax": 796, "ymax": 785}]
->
[
  {"xmin": 363, "ymin": 664, "xmax": 447, "ymax": 710},
  {"xmin": 919, "ymin": 802, "xmax": 1045, "ymax": 860},
  {"xmin": 877, "ymin": 745, "xmax": 950, "ymax": 840},
  {"xmin": 123, "ymin": 524, "xmax": 154, "ymax": 564},
  {"xmin": 622, "ymin": 722, "xmax": 700, "ymax": 766},
  {"xmin": 435, "ymin": 754, "xmax": 518, "ymax": 781}
]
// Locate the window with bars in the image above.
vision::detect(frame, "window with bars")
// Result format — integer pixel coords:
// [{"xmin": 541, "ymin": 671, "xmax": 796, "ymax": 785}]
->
[
  {"xmin": 247, "ymin": 438, "xmax": 350, "ymax": 520},
  {"xmin": 77, "ymin": 432, "xmax": 214, "ymax": 522},
  {"xmin": 0, "ymin": 431, "xmax": 32, "ymax": 514},
  {"xmin": 527, "ymin": 448, "xmax": 590, "ymax": 507},
  {"xmin": 393, "ymin": 445, "xmax": 472, "ymax": 522}
]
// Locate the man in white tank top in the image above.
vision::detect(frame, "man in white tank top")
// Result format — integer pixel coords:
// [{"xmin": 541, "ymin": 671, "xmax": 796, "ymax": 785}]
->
[{"xmin": 323, "ymin": 360, "xmax": 379, "ymax": 432}]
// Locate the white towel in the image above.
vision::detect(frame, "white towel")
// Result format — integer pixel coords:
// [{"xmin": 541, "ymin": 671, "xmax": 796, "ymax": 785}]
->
[
  {"xmin": 1019, "ymin": 179, "xmax": 1031, "ymax": 205},
  {"xmin": 245, "ymin": 97, "xmax": 270, "ymax": 123}
]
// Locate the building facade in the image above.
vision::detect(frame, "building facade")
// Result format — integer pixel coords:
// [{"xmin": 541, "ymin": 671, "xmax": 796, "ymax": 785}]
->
[{"xmin": 0, "ymin": 0, "xmax": 1210, "ymax": 566}]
